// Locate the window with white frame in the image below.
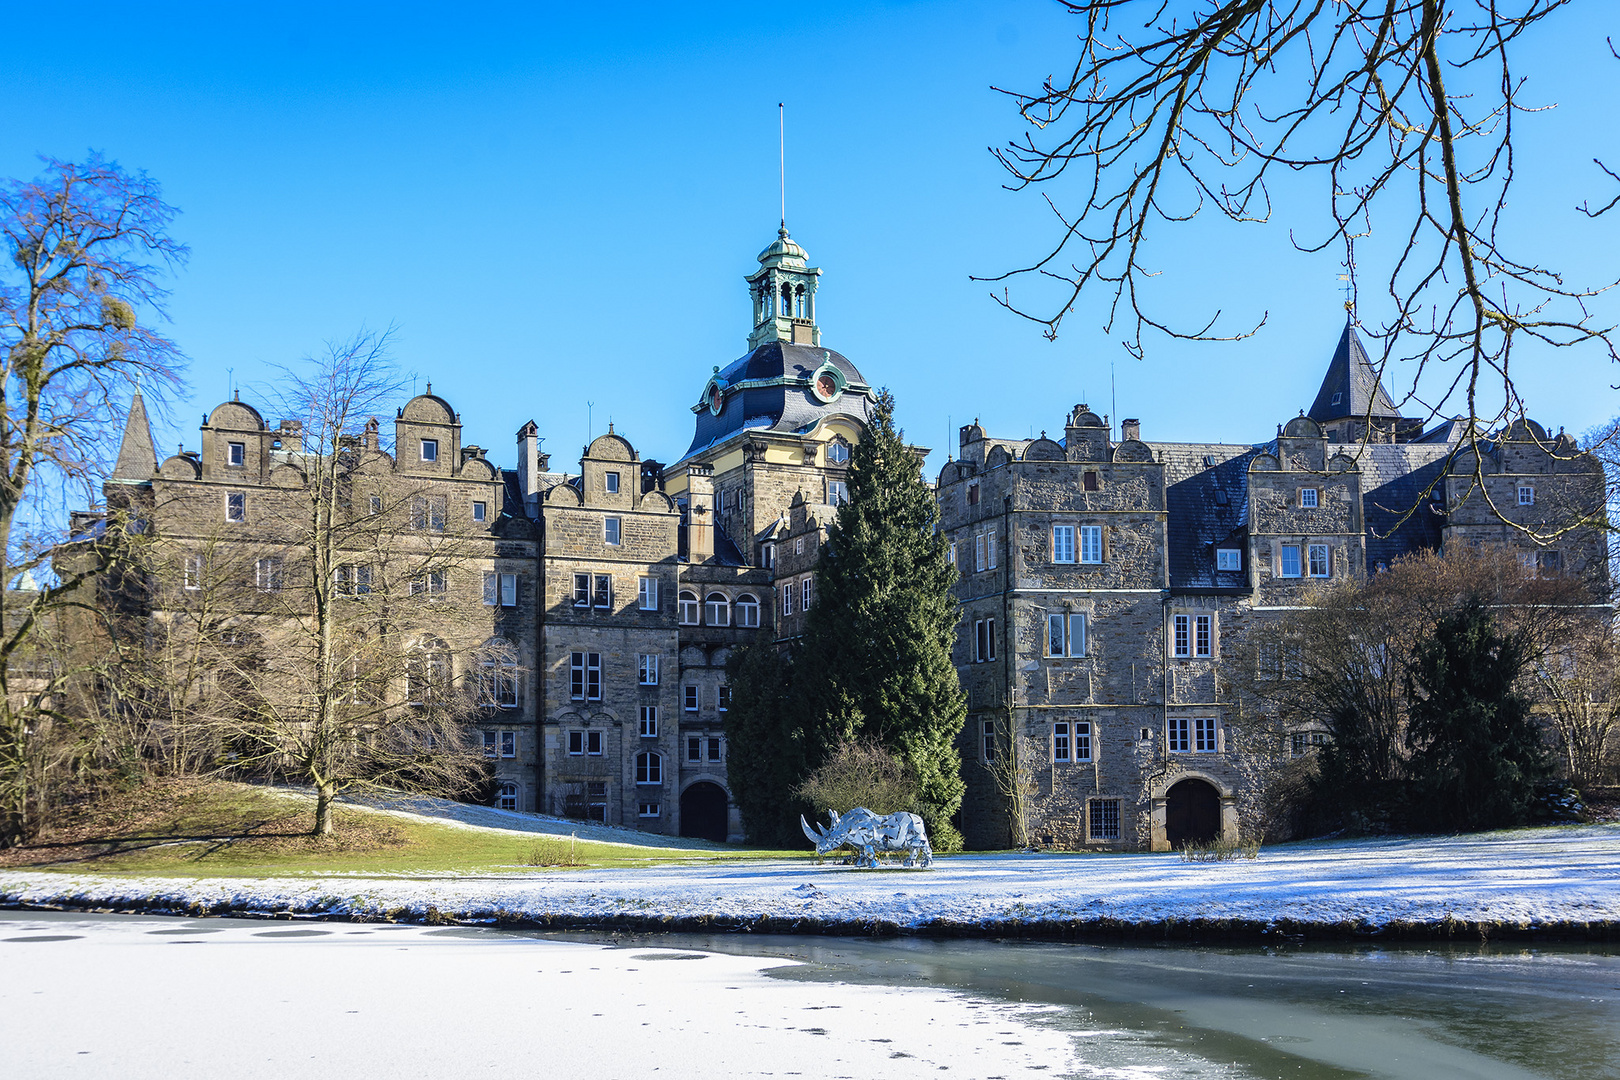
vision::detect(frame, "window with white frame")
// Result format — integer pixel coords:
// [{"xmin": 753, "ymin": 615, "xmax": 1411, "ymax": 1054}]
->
[
  {"xmin": 638, "ymin": 575, "xmax": 658, "ymax": 611},
  {"xmin": 1080, "ymin": 525, "xmax": 1103, "ymax": 564},
  {"xmin": 974, "ymin": 532, "xmax": 986, "ymax": 572},
  {"xmin": 1089, "ymin": 799, "xmax": 1121, "ymax": 840},
  {"xmin": 761, "ymin": 543, "xmax": 775, "ymax": 569},
  {"xmin": 635, "ymin": 751, "xmax": 662, "ymax": 785},
  {"xmin": 227, "ymin": 441, "xmax": 246, "ymax": 467},
  {"xmin": 500, "ymin": 730, "xmax": 516, "ymax": 758},
  {"xmin": 1300, "ymin": 487, "xmax": 1319, "ymax": 508},
  {"xmin": 497, "ymin": 782, "xmax": 518, "ymax": 812},
  {"xmin": 987, "ymin": 526, "xmax": 997, "ymax": 570},
  {"xmin": 1053, "ymin": 722, "xmax": 1071, "ymax": 763},
  {"xmin": 411, "ymin": 495, "xmax": 447, "ymax": 531},
  {"xmin": 981, "ymin": 718, "xmax": 996, "ymax": 762},
  {"xmin": 183, "ymin": 556, "xmax": 202, "ymax": 590},
  {"xmin": 405, "ymin": 638, "xmax": 450, "ymax": 706},
  {"xmin": 706, "ymin": 592, "xmax": 730, "ymax": 626},
  {"xmin": 717, "ymin": 685, "xmax": 730, "ymax": 712},
  {"xmin": 827, "ymin": 480, "xmax": 848, "ymax": 505},
  {"xmin": 1308, "ymin": 543, "xmax": 1330, "ymax": 578},
  {"xmin": 1167, "ymin": 715, "xmax": 1190, "ymax": 752},
  {"xmin": 828, "ymin": 439, "xmax": 851, "ymax": 464},
  {"xmin": 477, "ymin": 638, "xmax": 519, "ymax": 708},
  {"xmin": 1216, "ymin": 548, "xmax": 1241, "ymax": 571},
  {"xmin": 226, "ymin": 492, "xmax": 246, "ymax": 522},
  {"xmin": 605, "ymin": 470, "xmax": 620, "ymax": 494},
  {"xmin": 569, "ymin": 652, "xmax": 602, "ymax": 701},
  {"xmin": 483, "ymin": 731, "xmax": 498, "ymax": 758},
  {"xmin": 1291, "ymin": 731, "xmax": 1330, "ymax": 756},
  {"xmin": 679, "ymin": 591, "xmax": 699, "ymax": 624},
  {"xmin": 781, "ymin": 583, "xmax": 793, "ymax": 616},
  {"xmin": 687, "ymin": 736, "xmax": 702, "ymax": 763},
  {"xmin": 1047, "ymin": 612, "xmax": 1087, "ymax": 657},
  {"xmin": 420, "ymin": 438, "xmax": 438, "ymax": 462},
  {"xmin": 638, "ymin": 801, "xmax": 660, "ymax": 818},
  {"xmin": 472, "ymin": 500, "xmax": 487, "ymax": 522},
  {"xmin": 973, "ymin": 617, "xmax": 996, "ymax": 663},
  {"xmin": 604, "ymin": 516, "xmax": 621, "ymax": 545},
  {"xmin": 736, "ymin": 594, "xmax": 760, "ymax": 627},
  {"xmin": 411, "ymin": 571, "xmax": 447, "ymax": 596},
  {"xmin": 1074, "ymin": 721, "xmax": 1092, "ymax": 762},
  {"xmin": 1195, "ymin": 614, "xmax": 1213, "ymax": 657},
  {"xmin": 1052, "ymin": 525, "xmax": 1076, "ymax": 563},
  {"xmin": 1172, "ymin": 614, "xmax": 1191, "ymax": 658},
  {"xmin": 684, "ymin": 685, "xmax": 699, "ymax": 712},
  {"xmin": 255, "ymin": 556, "xmax": 284, "ymax": 593},
  {"xmin": 707, "ymin": 736, "xmax": 723, "ymax": 761},
  {"xmin": 1518, "ymin": 485, "xmax": 1535, "ymax": 506},
  {"xmin": 1194, "ymin": 715, "xmax": 1219, "ymax": 753},
  {"xmin": 638, "ymin": 654, "xmax": 659, "ymax": 686},
  {"xmin": 946, "ymin": 543, "xmax": 956, "ymax": 567},
  {"xmin": 795, "ymin": 536, "xmax": 803, "ymax": 555},
  {"xmin": 801, "ymin": 578, "xmax": 813, "ymax": 610},
  {"xmin": 639, "ymin": 706, "xmax": 658, "ymax": 738},
  {"xmin": 567, "ymin": 730, "xmax": 603, "ymax": 756},
  {"xmin": 592, "ymin": 574, "xmax": 611, "ymax": 608},
  {"xmin": 1279, "ymin": 545, "xmax": 1302, "ymax": 578}
]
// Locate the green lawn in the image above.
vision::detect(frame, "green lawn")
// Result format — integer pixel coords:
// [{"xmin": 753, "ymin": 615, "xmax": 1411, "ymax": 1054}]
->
[{"xmin": 5, "ymin": 780, "xmax": 810, "ymax": 877}]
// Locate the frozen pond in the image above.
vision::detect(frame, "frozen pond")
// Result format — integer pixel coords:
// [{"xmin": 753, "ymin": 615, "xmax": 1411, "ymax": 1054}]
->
[{"xmin": 2, "ymin": 911, "xmax": 1616, "ymax": 1079}]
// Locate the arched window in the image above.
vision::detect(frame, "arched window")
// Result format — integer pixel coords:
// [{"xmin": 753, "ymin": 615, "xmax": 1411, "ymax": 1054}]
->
[
  {"xmin": 827, "ymin": 439, "xmax": 851, "ymax": 465},
  {"xmin": 736, "ymin": 594, "xmax": 760, "ymax": 628},
  {"xmin": 406, "ymin": 636, "xmax": 450, "ymax": 706},
  {"xmin": 678, "ymin": 591, "xmax": 699, "ymax": 625},
  {"xmin": 781, "ymin": 282, "xmax": 793, "ymax": 316},
  {"xmin": 496, "ymin": 782, "xmax": 518, "ymax": 811},
  {"xmin": 635, "ymin": 751, "xmax": 663, "ymax": 785},
  {"xmin": 476, "ymin": 637, "xmax": 520, "ymax": 709},
  {"xmin": 794, "ymin": 285, "xmax": 806, "ymax": 318},
  {"xmin": 705, "ymin": 592, "xmax": 730, "ymax": 626}
]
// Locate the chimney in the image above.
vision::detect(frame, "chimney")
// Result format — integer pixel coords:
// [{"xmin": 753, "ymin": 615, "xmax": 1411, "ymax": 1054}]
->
[
  {"xmin": 1122, "ymin": 418, "xmax": 1141, "ymax": 442},
  {"xmin": 516, "ymin": 421, "xmax": 541, "ymax": 511},
  {"xmin": 684, "ymin": 463, "xmax": 715, "ymax": 564}
]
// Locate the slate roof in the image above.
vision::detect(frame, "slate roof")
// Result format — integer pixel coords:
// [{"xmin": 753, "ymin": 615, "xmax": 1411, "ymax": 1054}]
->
[
  {"xmin": 680, "ymin": 341, "xmax": 872, "ymax": 461},
  {"xmin": 1354, "ymin": 443, "xmax": 1456, "ymax": 571},
  {"xmin": 1156, "ymin": 442, "xmax": 1263, "ymax": 590},
  {"xmin": 110, "ymin": 392, "xmax": 158, "ymax": 483},
  {"xmin": 1307, "ymin": 324, "xmax": 1401, "ymax": 424}
]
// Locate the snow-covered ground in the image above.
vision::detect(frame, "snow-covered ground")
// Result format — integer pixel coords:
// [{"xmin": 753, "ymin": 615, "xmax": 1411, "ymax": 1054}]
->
[{"xmin": 3, "ymin": 815, "xmax": 1617, "ymax": 936}]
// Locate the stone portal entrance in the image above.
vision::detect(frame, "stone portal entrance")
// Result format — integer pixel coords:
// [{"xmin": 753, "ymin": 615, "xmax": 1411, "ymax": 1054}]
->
[
  {"xmin": 679, "ymin": 782, "xmax": 729, "ymax": 843},
  {"xmin": 1165, "ymin": 778, "xmax": 1220, "ymax": 848}
]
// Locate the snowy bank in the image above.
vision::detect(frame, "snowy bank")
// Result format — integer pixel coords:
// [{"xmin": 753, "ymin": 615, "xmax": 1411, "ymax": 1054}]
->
[{"xmin": 4, "ymin": 823, "xmax": 1617, "ymax": 942}]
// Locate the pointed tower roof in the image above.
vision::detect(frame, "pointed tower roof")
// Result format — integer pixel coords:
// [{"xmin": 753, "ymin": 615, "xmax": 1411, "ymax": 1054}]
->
[
  {"xmin": 110, "ymin": 391, "xmax": 158, "ymax": 484},
  {"xmin": 1307, "ymin": 322, "xmax": 1400, "ymax": 425}
]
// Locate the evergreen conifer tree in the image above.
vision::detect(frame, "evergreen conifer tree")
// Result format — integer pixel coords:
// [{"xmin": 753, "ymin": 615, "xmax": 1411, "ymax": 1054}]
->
[
  {"xmin": 1405, "ymin": 600, "xmax": 1549, "ymax": 831},
  {"xmin": 722, "ymin": 631, "xmax": 803, "ymax": 847}
]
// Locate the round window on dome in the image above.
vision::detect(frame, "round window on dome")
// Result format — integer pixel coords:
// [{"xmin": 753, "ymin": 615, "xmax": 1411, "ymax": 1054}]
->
[
  {"xmin": 708, "ymin": 383, "xmax": 724, "ymax": 415},
  {"xmin": 813, "ymin": 370, "xmax": 841, "ymax": 402}
]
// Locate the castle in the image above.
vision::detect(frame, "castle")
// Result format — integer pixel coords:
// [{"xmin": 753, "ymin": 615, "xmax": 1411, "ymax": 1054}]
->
[{"xmin": 89, "ymin": 227, "xmax": 1606, "ymax": 849}]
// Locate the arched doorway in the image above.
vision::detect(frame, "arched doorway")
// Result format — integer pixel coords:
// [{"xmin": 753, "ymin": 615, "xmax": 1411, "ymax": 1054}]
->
[
  {"xmin": 1165, "ymin": 778, "xmax": 1220, "ymax": 848},
  {"xmin": 680, "ymin": 782, "xmax": 729, "ymax": 843}
]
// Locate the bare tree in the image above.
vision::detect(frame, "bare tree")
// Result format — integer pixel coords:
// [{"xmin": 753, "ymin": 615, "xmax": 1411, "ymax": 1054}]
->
[
  {"xmin": 985, "ymin": 703, "xmax": 1040, "ymax": 849},
  {"xmin": 985, "ymin": 2, "xmax": 1616, "ymax": 536},
  {"xmin": 0, "ymin": 155, "xmax": 186, "ymax": 845},
  {"xmin": 1531, "ymin": 623, "xmax": 1620, "ymax": 790}
]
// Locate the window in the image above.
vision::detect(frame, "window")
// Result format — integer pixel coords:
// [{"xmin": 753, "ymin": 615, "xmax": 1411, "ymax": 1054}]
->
[
  {"xmin": 1537, "ymin": 549, "xmax": 1562, "ymax": 577},
  {"xmin": 411, "ymin": 571, "xmax": 447, "ymax": 596},
  {"xmin": 636, "ymin": 751, "xmax": 663, "ymax": 785},
  {"xmin": 707, "ymin": 736, "xmax": 723, "ymax": 762},
  {"xmin": 569, "ymin": 652, "xmax": 602, "ymax": 701},
  {"xmin": 227, "ymin": 441, "xmax": 245, "ymax": 467},
  {"xmin": 1167, "ymin": 716, "xmax": 1190, "ymax": 753},
  {"xmin": 638, "ymin": 654, "xmax": 659, "ymax": 686},
  {"xmin": 638, "ymin": 801, "xmax": 660, "ymax": 819},
  {"xmin": 411, "ymin": 495, "xmax": 447, "ymax": 531},
  {"xmin": 987, "ymin": 527, "xmax": 997, "ymax": 570},
  {"xmin": 1194, "ymin": 716, "xmax": 1219, "ymax": 753},
  {"xmin": 593, "ymin": 574, "xmax": 611, "ymax": 609},
  {"xmin": 472, "ymin": 500, "xmax": 487, "ymax": 522},
  {"xmin": 605, "ymin": 470, "xmax": 620, "ymax": 494},
  {"xmin": 478, "ymin": 639, "xmax": 520, "ymax": 709},
  {"xmin": 368, "ymin": 494, "xmax": 383, "ymax": 515},
  {"xmin": 1173, "ymin": 614, "xmax": 1191, "ymax": 658},
  {"xmin": 946, "ymin": 544, "xmax": 956, "ymax": 567},
  {"xmin": 255, "ymin": 556, "xmax": 284, "ymax": 593},
  {"xmin": 481, "ymin": 572, "xmax": 518, "ymax": 607},
  {"xmin": 1080, "ymin": 525, "xmax": 1103, "ymax": 564},
  {"xmin": 420, "ymin": 438, "xmax": 438, "ymax": 462},
  {"xmin": 1330, "ymin": 392, "xmax": 1342, "ymax": 406},
  {"xmin": 500, "ymin": 731, "xmax": 516, "ymax": 758},
  {"xmin": 639, "ymin": 706, "xmax": 658, "ymax": 738},
  {"xmin": 684, "ymin": 685, "xmax": 699, "ymax": 712},
  {"xmin": 1300, "ymin": 488, "xmax": 1319, "ymax": 508},
  {"xmin": 568, "ymin": 731, "xmax": 584, "ymax": 755},
  {"xmin": 1052, "ymin": 525, "xmax": 1075, "ymax": 563},
  {"xmin": 1279, "ymin": 545, "xmax": 1302, "ymax": 578},
  {"xmin": 1089, "ymin": 799, "xmax": 1121, "ymax": 841},
  {"xmin": 827, "ymin": 480, "xmax": 848, "ymax": 505},
  {"xmin": 974, "ymin": 532, "xmax": 986, "ymax": 572},
  {"xmin": 226, "ymin": 492, "xmax": 246, "ymax": 522},
  {"xmin": 736, "ymin": 594, "xmax": 759, "ymax": 627},
  {"xmin": 1046, "ymin": 612, "xmax": 1087, "ymax": 657},
  {"xmin": 1195, "ymin": 614, "xmax": 1213, "ymax": 657},
  {"xmin": 974, "ymin": 618, "xmax": 997, "ymax": 663},
  {"xmin": 567, "ymin": 730, "xmax": 603, "ymax": 756},
  {"xmin": 1291, "ymin": 731, "xmax": 1330, "ymax": 756},
  {"xmin": 1053, "ymin": 722, "xmax": 1071, "ymax": 763},
  {"xmin": 405, "ymin": 638, "xmax": 450, "ymax": 706},
  {"xmin": 483, "ymin": 730, "xmax": 498, "ymax": 758},
  {"xmin": 638, "ymin": 576, "xmax": 658, "ymax": 611},
  {"xmin": 1518, "ymin": 485, "xmax": 1535, "ymax": 506},
  {"xmin": 497, "ymin": 782, "xmax": 518, "ymax": 812},
  {"xmin": 183, "ymin": 556, "xmax": 201, "ymax": 590},
  {"xmin": 679, "ymin": 591, "xmax": 699, "ymax": 624},
  {"xmin": 968, "ymin": 483, "xmax": 980, "ymax": 506},
  {"xmin": 337, "ymin": 564, "xmax": 372, "ymax": 596},
  {"xmin": 982, "ymin": 719, "xmax": 996, "ymax": 762},
  {"xmin": 781, "ymin": 583, "xmax": 793, "ymax": 616},
  {"xmin": 604, "ymin": 516, "xmax": 621, "ymax": 545},
  {"xmin": 1308, "ymin": 543, "xmax": 1330, "ymax": 578},
  {"xmin": 717, "ymin": 684, "xmax": 730, "ymax": 712},
  {"xmin": 706, "ymin": 592, "xmax": 730, "ymax": 626},
  {"xmin": 573, "ymin": 573, "xmax": 591, "ymax": 608},
  {"xmin": 1216, "ymin": 548, "xmax": 1241, "ymax": 571},
  {"xmin": 717, "ymin": 489, "xmax": 727, "ymax": 514},
  {"xmin": 801, "ymin": 578, "xmax": 813, "ymax": 610},
  {"xmin": 828, "ymin": 440, "xmax": 851, "ymax": 464},
  {"xmin": 795, "ymin": 536, "xmax": 804, "ymax": 555},
  {"xmin": 687, "ymin": 736, "xmax": 702, "ymax": 763},
  {"xmin": 761, "ymin": 543, "xmax": 775, "ymax": 569},
  {"xmin": 1083, "ymin": 470, "xmax": 1099, "ymax": 492},
  {"xmin": 1074, "ymin": 722, "xmax": 1092, "ymax": 762}
]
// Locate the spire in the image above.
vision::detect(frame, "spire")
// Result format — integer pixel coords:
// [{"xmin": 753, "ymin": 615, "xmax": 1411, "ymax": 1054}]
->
[
  {"xmin": 1306, "ymin": 322, "xmax": 1400, "ymax": 426},
  {"xmin": 110, "ymin": 391, "xmax": 159, "ymax": 483}
]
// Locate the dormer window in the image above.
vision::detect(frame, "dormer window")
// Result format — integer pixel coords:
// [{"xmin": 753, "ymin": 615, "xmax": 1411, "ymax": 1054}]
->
[
  {"xmin": 1330, "ymin": 392, "xmax": 1342, "ymax": 406},
  {"xmin": 827, "ymin": 440, "xmax": 851, "ymax": 465},
  {"xmin": 227, "ymin": 442, "xmax": 245, "ymax": 467},
  {"xmin": 420, "ymin": 439, "xmax": 438, "ymax": 462},
  {"xmin": 605, "ymin": 471, "xmax": 620, "ymax": 494},
  {"xmin": 1216, "ymin": 548, "xmax": 1241, "ymax": 571}
]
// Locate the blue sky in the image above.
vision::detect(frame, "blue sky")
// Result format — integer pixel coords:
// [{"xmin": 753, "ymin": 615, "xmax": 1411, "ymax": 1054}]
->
[{"xmin": 4, "ymin": 1, "xmax": 1617, "ymax": 477}]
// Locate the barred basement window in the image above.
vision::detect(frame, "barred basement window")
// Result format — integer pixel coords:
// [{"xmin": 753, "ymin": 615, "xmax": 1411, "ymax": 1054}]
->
[{"xmin": 1089, "ymin": 799, "xmax": 1121, "ymax": 841}]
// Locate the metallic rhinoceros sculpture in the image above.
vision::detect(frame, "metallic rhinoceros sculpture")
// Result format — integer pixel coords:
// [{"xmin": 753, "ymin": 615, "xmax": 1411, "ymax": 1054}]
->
[{"xmin": 800, "ymin": 807, "xmax": 934, "ymax": 869}]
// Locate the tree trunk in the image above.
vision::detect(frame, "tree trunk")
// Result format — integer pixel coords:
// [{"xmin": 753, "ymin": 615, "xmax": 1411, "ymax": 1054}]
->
[{"xmin": 314, "ymin": 781, "xmax": 336, "ymax": 836}]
